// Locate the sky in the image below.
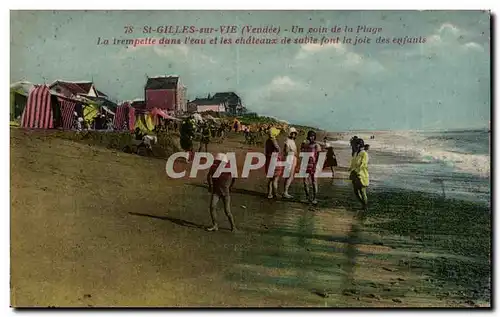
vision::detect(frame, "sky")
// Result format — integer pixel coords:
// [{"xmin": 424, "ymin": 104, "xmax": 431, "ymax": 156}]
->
[{"xmin": 10, "ymin": 10, "xmax": 491, "ymax": 131}]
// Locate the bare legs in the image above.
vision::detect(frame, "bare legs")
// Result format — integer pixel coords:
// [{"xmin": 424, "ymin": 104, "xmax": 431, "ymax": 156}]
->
[
  {"xmin": 283, "ymin": 174, "xmax": 294, "ymax": 198},
  {"xmin": 207, "ymin": 194, "xmax": 236, "ymax": 232},
  {"xmin": 303, "ymin": 174, "xmax": 318, "ymax": 204},
  {"xmin": 267, "ymin": 176, "xmax": 279, "ymax": 199},
  {"xmin": 198, "ymin": 141, "xmax": 208, "ymax": 153},
  {"xmin": 352, "ymin": 180, "xmax": 368, "ymax": 211},
  {"xmin": 283, "ymin": 160, "xmax": 296, "ymax": 198}
]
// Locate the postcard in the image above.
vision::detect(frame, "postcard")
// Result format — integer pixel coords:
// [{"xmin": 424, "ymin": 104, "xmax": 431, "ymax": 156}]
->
[{"xmin": 10, "ymin": 10, "xmax": 491, "ymax": 308}]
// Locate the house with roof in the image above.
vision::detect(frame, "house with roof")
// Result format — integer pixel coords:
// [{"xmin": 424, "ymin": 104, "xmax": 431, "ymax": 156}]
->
[
  {"xmin": 144, "ymin": 75, "xmax": 187, "ymax": 114},
  {"xmin": 211, "ymin": 92, "xmax": 244, "ymax": 115},
  {"xmin": 49, "ymin": 80, "xmax": 98, "ymax": 98},
  {"xmin": 49, "ymin": 80, "xmax": 117, "ymax": 109},
  {"xmin": 187, "ymin": 97, "xmax": 227, "ymax": 113}
]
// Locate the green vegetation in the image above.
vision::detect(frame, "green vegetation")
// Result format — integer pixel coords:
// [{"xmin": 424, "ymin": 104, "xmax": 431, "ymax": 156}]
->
[
  {"xmin": 197, "ymin": 110, "xmax": 320, "ymax": 133},
  {"xmin": 237, "ymin": 113, "xmax": 318, "ymax": 130}
]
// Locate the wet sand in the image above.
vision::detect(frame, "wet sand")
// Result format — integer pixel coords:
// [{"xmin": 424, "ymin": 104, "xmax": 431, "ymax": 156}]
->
[{"xmin": 10, "ymin": 129, "xmax": 490, "ymax": 307}]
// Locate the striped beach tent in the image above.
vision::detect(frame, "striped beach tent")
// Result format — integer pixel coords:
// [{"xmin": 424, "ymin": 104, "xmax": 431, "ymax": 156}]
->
[
  {"xmin": 58, "ymin": 97, "xmax": 77, "ymax": 130},
  {"xmin": 21, "ymin": 85, "xmax": 54, "ymax": 129},
  {"xmin": 113, "ymin": 102, "xmax": 135, "ymax": 131}
]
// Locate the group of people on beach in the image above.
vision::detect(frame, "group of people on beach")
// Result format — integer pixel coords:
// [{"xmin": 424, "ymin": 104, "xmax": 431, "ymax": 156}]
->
[
  {"xmin": 204, "ymin": 126, "xmax": 370, "ymax": 232},
  {"xmin": 264, "ymin": 128, "xmax": 327, "ymax": 204},
  {"xmin": 178, "ymin": 115, "xmax": 235, "ymax": 162}
]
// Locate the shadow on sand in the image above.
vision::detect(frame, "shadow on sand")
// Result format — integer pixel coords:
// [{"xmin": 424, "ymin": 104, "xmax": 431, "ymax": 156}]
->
[
  {"xmin": 129, "ymin": 212, "xmax": 206, "ymax": 230},
  {"xmin": 222, "ymin": 178, "xmax": 491, "ymax": 306}
]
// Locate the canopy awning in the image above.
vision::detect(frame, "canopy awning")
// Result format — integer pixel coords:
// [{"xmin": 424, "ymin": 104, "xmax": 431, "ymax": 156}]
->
[
  {"xmin": 101, "ymin": 105, "xmax": 115, "ymax": 116},
  {"xmin": 151, "ymin": 107, "xmax": 168, "ymax": 119}
]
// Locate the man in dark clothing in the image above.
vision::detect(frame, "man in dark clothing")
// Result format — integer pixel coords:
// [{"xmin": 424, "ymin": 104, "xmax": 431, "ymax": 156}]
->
[
  {"xmin": 350, "ymin": 136, "xmax": 359, "ymax": 157},
  {"xmin": 180, "ymin": 117, "xmax": 196, "ymax": 161},
  {"xmin": 199, "ymin": 123, "xmax": 211, "ymax": 152},
  {"xmin": 134, "ymin": 127, "xmax": 144, "ymax": 141},
  {"xmin": 206, "ymin": 153, "xmax": 237, "ymax": 232}
]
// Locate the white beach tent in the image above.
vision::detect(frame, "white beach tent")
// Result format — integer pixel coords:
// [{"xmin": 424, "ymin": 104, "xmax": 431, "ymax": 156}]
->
[
  {"xmin": 10, "ymin": 81, "xmax": 35, "ymax": 121},
  {"xmin": 10, "ymin": 81, "xmax": 35, "ymax": 96}
]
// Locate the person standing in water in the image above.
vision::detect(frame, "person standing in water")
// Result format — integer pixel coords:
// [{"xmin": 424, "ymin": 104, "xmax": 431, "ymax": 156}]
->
[
  {"xmin": 323, "ymin": 137, "xmax": 338, "ymax": 182},
  {"xmin": 282, "ymin": 127, "xmax": 298, "ymax": 199},
  {"xmin": 206, "ymin": 153, "xmax": 237, "ymax": 232},
  {"xmin": 301, "ymin": 130, "xmax": 322, "ymax": 205},
  {"xmin": 349, "ymin": 139, "xmax": 370, "ymax": 212},
  {"xmin": 264, "ymin": 127, "xmax": 282, "ymax": 199},
  {"xmin": 350, "ymin": 136, "xmax": 359, "ymax": 157}
]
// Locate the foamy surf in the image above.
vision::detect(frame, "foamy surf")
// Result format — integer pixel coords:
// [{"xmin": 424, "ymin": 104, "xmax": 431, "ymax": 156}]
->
[
  {"xmin": 332, "ymin": 129, "xmax": 490, "ymax": 205},
  {"xmin": 337, "ymin": 130, "xmax": 490, "ymax": 178}
]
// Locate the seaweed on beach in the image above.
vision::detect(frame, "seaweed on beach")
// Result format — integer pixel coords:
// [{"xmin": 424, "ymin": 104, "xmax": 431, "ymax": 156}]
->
[{"xmin": 364, "ymin": 190, "xmax": 491, "ymax": 303}]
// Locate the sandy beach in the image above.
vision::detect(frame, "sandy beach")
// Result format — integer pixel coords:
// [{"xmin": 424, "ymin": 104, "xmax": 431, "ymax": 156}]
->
[{"xmin": 10, "ymin": 128, "xmax": 490, "ymax": 307}]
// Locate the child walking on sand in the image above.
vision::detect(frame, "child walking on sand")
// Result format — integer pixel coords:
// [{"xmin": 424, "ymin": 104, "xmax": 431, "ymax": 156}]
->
[{"xmin": 206, "ymin": 153, "xmax": 237, "ymax": 232}]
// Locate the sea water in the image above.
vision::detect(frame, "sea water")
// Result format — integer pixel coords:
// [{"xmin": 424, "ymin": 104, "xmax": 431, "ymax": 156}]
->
[{"xmin": 333, "ymin": 129, "xmax": 491, "ymax": 206}]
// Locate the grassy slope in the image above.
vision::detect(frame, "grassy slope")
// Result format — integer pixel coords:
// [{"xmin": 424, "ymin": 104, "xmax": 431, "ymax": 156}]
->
[{"xmin": 10, "ymin": 128, "xmax": 490, "ymax": 307}]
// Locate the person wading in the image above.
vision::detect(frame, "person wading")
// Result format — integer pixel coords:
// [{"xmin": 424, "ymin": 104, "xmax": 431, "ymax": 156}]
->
[
  {"xmin": 265, "ymin": 127, "xmax": 282, "ymax": 199},
  {"xmin": 282, "ymin": 127, "xmax": 298, "ymax": 199},
  {"xmin": 349, "ymin": 139, "xmax": 370, "ymax": 212},
  {"xmin": 350, "ymin": 135, "xmax": 359, "ymax": 157},
  {"xmin": 323, "ymin": 137, "xmax": 338, "ymax": 182},
  {"xmin": 206, "ymin": 153, "xmax": 237, "ymax": 232},
  {"xmin": 301, "ymin": 130, "xmax": 322, "ymax": 205}
]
